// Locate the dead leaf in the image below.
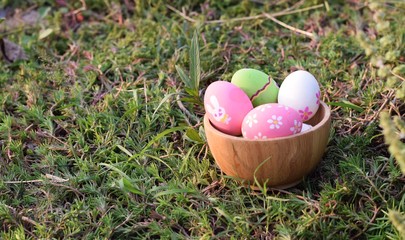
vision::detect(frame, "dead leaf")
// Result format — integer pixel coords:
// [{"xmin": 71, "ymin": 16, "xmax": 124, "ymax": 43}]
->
[
  {"xmin": 38, "ymin": 28, "xmax": 53, "ymax": 40},
  {"xmin": 65, "ymin": 61, "xmax": 78, "ymax": 77},
  {"xmin": 45, "ymin": 173, "xmax": 69, "ymax": 183},
  {"xmin": 20, "ymin": 10, "xmax": 40, "ymax": 25},
  {"xmin": 82, "ymin": 51, "xmax": 93, "ymax": 60},
  {"xmin": 56, "ymin": 0, "xmax": 68, "ymax": 7},
  {"xmin": 76, "ymin": 12, "xmax": 84, "ymax": 22},
  {"xmin": 150, "ymin": 210, "xmax": 166, "ymax": 221},
  {"xmin": 3, "ymin": 9, "xmax": 40, "ymax": 29},
  {"xmin": 0, "ymin": 38, "xmax": 27, "ymax": 62},
  {"xmin": 0, "ymin": 10, "xmax": 6, "ymax": 19}
]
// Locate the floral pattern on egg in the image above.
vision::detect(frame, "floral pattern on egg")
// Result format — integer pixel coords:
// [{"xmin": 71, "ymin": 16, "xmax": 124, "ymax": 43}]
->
[
  {"xmin": 290, "ymin": 120, "xmax": 302, "ymax": 134},
  {"xmin": 242, "ymin": 103, "xmax": 303, "ymax": 139},
  {"xmin": 254, "ymin": 132, "xmax": 267, "ymax": 140},
  {"xmin": 299, "ymin": 106, "xmax": 313, "ymax": 121},
  {"xmin": 245, "ymin": 114, "xmax": 258, "ymax": 128},
  {"xmin": 316, "ymin": 90, "xmax": 321, "ymax": 105},
  {"xmin": 267, "ymin": 115, "xmax": 283, "ymax": 129}
]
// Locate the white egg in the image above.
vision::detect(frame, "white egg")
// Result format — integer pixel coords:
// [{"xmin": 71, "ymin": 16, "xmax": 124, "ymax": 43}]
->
[
  {"xmin": 300, "ymin": 123, "xmax": 313, "ymax": 133},
  {"xmin": 278, "ymin": 70, "xmax": 320, "ymax": 121}
]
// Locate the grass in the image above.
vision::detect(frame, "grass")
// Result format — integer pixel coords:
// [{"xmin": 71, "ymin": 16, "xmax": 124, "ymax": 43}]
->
[{"xmin": 0, "ymin": 0, "xmax": 404, "ymax": 239}]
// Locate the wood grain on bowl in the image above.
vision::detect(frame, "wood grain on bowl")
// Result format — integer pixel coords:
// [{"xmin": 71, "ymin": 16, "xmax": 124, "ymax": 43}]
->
[{"xmin": 204, "ymin": 101, "xmax": 331, "ymax": 189}]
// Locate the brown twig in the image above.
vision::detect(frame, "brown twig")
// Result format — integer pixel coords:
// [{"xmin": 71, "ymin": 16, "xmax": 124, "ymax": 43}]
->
[
  {"xmin": 368, "ymin": 89, "xmax": 395, "ymax": 126},
  {"xmin": 4, "ymin": 174, "xmax": 69, "ymax": 184},
  {"xmin": 352, "ymin": 194, "xmax": 380, "ymax": 239},
  {"xmin": 390, "ymin": 70, "xmax": 405, "ymax": 82},
  {"xmin": 50, "ymin": 182, "xmax": 84, "ymax": 198},
  {"xmin": 270, "ymin": 188, "xmax": 320, "ymax": 206},
  {"xmin": 168, "ymin": 2, "xmax": 321, "ymax": 39},
  {"xmin": 167, "ymin": 3, "xmax": 324, "ymax": 28},
  {"xmin": 4, "ymin": 179, "xmax": 43, "ymax": 184},
  {"xmin": 176, "ymin": 94, "xmax": 200, "ymax": 126},
  {"xmin": 197, "ymin": 144, "xmax": 207, "ymax": 160},
  {"xmin": 263, "ymin": 13, "xmax": 316, "ymax": 39},
  {"xmin": 4, "ymin": 204, "xmax": 38, "ymax": 226},
  {"xmin": 7, "ymin": 134, "xmax": 12, "ymax": 160},
  {"xmin": 279, "ymin": 0, "xmax": 305, "ymax": 13},
  {"xmin": 109, "ymin": 212, "xmax": 133, "ymax": 236},
  {"xmin": 272, "ymin": 3, "xmax": 323, "ymax": 18},
  {"xmin": 166, "ymin": 5, "xmax": 197, "ymax": 23}
]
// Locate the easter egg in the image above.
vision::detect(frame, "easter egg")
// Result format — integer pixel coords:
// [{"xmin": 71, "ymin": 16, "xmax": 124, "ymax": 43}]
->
[
  {"xmin": 231, "ymin": 68, "xmax": 279, "ymax": 107},
  {"xmin": 204, "ymin": 81, "xmax": 253, "ymax": 136},
  {"xmin": 301, "ymin": 123, "xmax": 312, "ymax": 133},
  {"xmin": 241, "ymin": 103, "xmax": 302, "ymax": 139},
  {"xmin": 278, "ymin": 70, "xmax": 320, "ymax": 121}
]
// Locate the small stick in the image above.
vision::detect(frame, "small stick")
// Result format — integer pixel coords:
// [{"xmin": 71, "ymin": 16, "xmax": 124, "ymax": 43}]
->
[
  {"xmin": 167, "ymin": 3, "xmax": 324, "ymax": 26},
  {"xmin": 45, "ymin": 173, "xmax": 69, "ymax": 183},
  {"xmin": 40, "ymin": 131, "xmax": 68, "ymax": 145},
  {"xmin": 390, "ymin": 70, "xmax": 405, "ymax": 82},
  {"xmin": 206, "ymin": 14, "xmax": 263, "ymax": 24},
  {"xmin": 271, "ymin": 3, "xmax": 323, "ymax": 18},
  {"xmin": 4, "ymin": 174, "xmax": 69, "ymax": 184},
  {"xmin": 166, "ymin": 5, "xmax": 197, "ymax": 23},
  {"xmin": 4, "ymin": 204, "xmax": 38, "ymax": 226},
  {"xmin": 176, "ymin": 94, "xmax": 200, "ymax": 125},
  {"xmin": 109, "ymin": 213, "xmax": 133, "ymax": 236},
  {"xmin": 4, "ymin": 179, "xmax": 43, "ymax": 184},
  {"xmin": 197, "ymin": 145, "xmax": 206, "ymax": 159},
  {"xmin": 278, "ymin": 0, "xmax": 305, "ymax": 14},
  {"xmin": 368, "ymin": 89, "xmax": 395, "ymax": 126},
  {"xmin": 263, "ymin": 13, "xmax": 316, "ymax": 39},
  {"xmin": 7, "ymin": 134, "xmax": 12, "ymax": 160},
  {"xmin": 176, "ymin": 95, "xmax": 192, "ymax": 126},
  {"xmin": 50, "ymin": 182, "xmax": 84, "ymax": 198}
]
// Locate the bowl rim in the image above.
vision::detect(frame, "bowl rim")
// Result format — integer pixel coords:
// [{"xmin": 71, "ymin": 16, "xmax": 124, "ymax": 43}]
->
[{"xmin": 204, "ymin": 101, "xmax": 331, "ymax": 142}]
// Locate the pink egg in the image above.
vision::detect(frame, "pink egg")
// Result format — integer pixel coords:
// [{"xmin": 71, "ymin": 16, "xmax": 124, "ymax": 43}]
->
[
  {"xmin": 242, "ymin": 103, "xmax": 302, "ymax": 139},
  {"xmin": 204, "ymin": 81, "xmax": 253, "ymax": 136}
]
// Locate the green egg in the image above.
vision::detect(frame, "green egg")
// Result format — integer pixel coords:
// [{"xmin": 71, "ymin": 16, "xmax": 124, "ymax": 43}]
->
[{"xmin": 231, "ymin": 68, "xmax": 279, "ymax": 107}]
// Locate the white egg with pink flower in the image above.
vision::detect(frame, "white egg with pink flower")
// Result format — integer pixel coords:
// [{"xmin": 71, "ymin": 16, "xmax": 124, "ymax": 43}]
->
[{"xmin": 278, "ymin": 70, "xmax": 321, "ymax": 122}]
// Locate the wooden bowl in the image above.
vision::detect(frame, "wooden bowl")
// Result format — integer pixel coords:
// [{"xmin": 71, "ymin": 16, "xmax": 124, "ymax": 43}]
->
[{"xmin": 204, "ymin": 101, "xmax": 331, "ymax": 189}]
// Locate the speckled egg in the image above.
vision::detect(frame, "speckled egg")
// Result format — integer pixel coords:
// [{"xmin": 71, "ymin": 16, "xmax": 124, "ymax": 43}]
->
[
  {"xmin": 204, "ymin": 81, "xmax": 253, "ymax": 136},
  {"xmin": 241, "ymin": 103, "xmax": 302, "ymax": 139},
  {"xmin": 278, "ymin": 70, "xmax": 320, "ymax": 122}
]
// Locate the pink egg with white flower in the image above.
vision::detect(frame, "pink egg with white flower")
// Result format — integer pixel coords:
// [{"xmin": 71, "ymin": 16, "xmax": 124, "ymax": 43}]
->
[
  {"xmin": 204, "ymin": 81, "xmax": 253, "ymax": 136},
  {"xmin": 241, "ymin": 103, "xmax": 302, "ymax": 139},
  {"xmin": 278, "ymin": 70, "xmax": 321, "ymax": 122}
]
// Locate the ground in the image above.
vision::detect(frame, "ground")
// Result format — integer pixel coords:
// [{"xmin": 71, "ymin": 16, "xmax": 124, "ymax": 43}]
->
[{"xmin": 0, "ymin": 0, "xmax": 404, "ymax": 239}]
